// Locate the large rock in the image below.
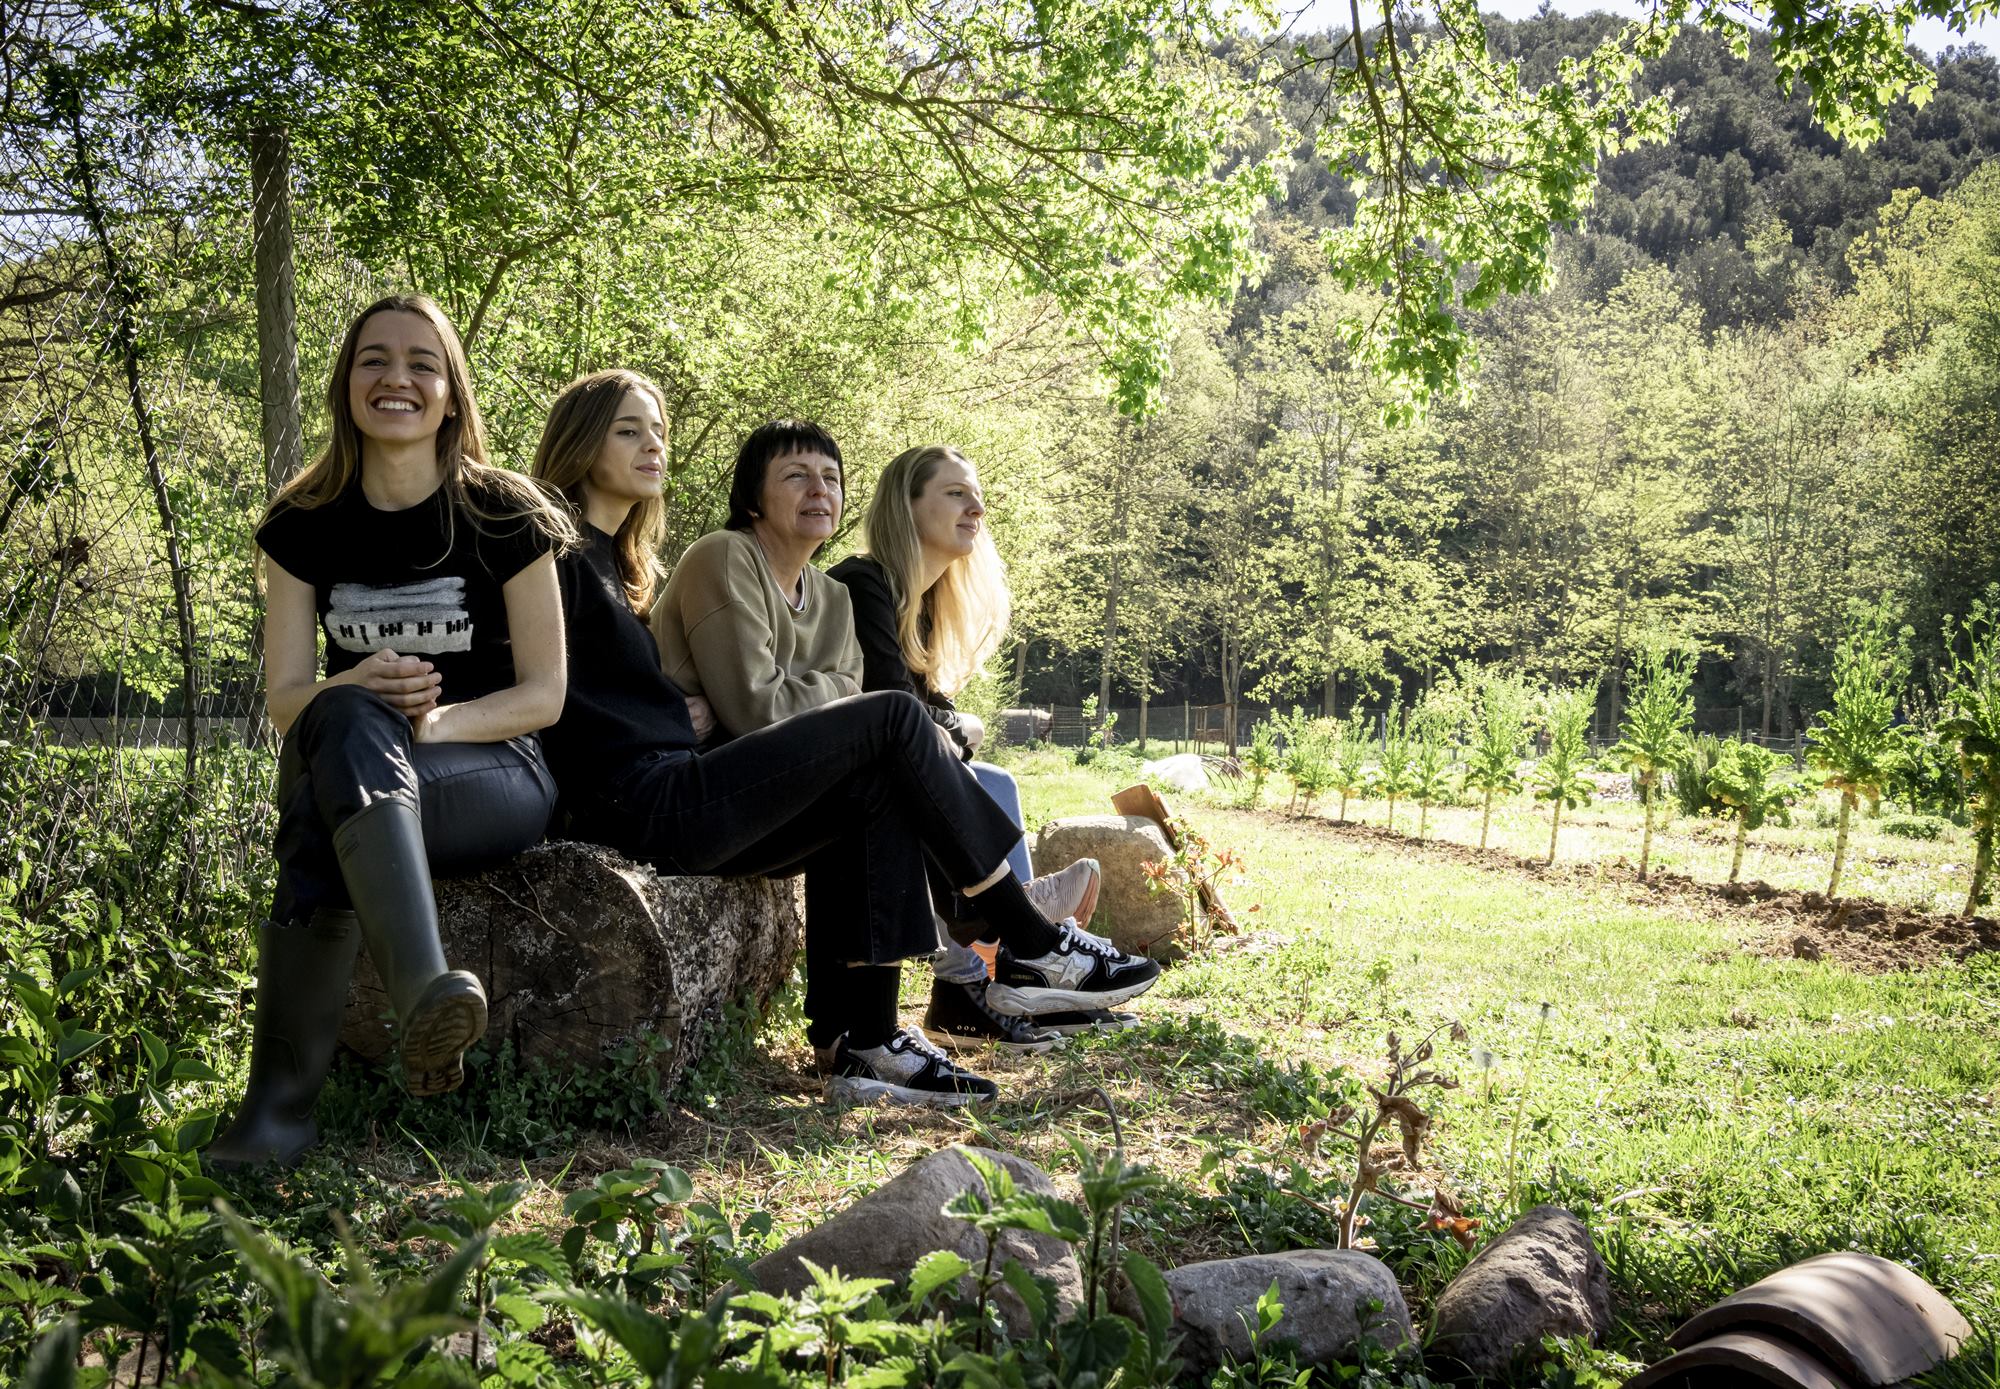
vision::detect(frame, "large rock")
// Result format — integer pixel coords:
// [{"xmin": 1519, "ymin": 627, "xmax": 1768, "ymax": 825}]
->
[
  {"xmin": 340, "ymin": 842, "xmax": 803, "ymax": 1098},
  {"xmin": 1034, "ymin": 814, "xmax": 1186, "ymax": 960},
  {"xmin": 1148, "ymin": 1250, "xmax": 1411, "ymax": 1375},
  {"xmin": 738, "ymin": 1147, "xmax": 1080, "ymax": 1336},
  {"xmin": 1427, "ymin": 1205, "xmax": 1612, "ymax": 1376}
]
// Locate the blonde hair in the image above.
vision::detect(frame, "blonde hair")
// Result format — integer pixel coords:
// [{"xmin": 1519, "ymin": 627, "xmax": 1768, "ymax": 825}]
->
[
  {"xmin": 262, "ymin": 293, "xmax": 575, "ymax": 551},
  {"xmin": 860, "ymin": 445, "xmax": 1009, "ymax": 697},
  {"xmin": 530, "ymin": 369, "xmax": 669, "ymax": 614}
]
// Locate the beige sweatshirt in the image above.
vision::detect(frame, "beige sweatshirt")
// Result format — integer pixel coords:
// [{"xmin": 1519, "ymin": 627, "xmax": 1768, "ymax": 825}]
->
[{"xmin": 650, "ymin": 527, "xmax": 864, "ymax": 736}]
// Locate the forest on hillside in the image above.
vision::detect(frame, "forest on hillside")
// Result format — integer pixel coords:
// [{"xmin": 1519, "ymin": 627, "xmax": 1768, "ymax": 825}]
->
[{"xmin": 2, "ymin": 9, "xmax": 1996, "ymax": 743}]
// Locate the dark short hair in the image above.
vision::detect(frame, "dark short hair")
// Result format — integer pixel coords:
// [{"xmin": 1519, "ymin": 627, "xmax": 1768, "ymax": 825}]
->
[{"xmin": 726, "ymin": 419, "xmax": 843, "ymax": 530}]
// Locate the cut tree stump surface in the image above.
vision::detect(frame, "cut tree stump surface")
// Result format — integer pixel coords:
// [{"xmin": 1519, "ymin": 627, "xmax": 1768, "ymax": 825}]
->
[{"xmin": 339, "ymin": 842, "xmax": 804, "ymax": 1097}]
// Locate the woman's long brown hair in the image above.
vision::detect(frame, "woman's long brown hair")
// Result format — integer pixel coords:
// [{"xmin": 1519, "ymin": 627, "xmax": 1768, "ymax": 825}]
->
[
  {"xmin": 530, "ymin": 369, "xmax": 668, "ymax": 614},
  {"xmin": 262, "ymin": 292, "xmax": 574, "ymax": 550}
]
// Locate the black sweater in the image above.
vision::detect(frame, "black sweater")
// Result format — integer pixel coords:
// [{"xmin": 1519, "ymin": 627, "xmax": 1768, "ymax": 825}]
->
[
  {"xmin": 826, "ymin": 554, "xmax": 974, "ymax": 760},
  {"xmin": 543, "ymin": 525, "xmax": 698, "ymax": 796}
]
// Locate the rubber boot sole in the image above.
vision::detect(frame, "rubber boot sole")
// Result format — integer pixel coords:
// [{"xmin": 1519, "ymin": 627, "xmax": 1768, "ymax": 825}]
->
[{"xmin": 400, "ymin": 970, "xmax": 487, "ymax": 1096}]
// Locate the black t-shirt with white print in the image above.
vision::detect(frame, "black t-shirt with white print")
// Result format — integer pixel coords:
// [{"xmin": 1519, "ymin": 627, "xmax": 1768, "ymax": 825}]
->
[{"xmin": 256, "ymin": 477, "xmax": 554, "ymax": 706}]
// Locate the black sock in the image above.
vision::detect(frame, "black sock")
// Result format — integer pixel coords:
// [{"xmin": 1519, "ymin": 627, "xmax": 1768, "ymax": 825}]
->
[
  {"xmin": 964, "ymin": 874, "xmax": 1063, "ymax": 957},
  {"xmin": 843, "ymin": 965, "xmax": 903, "ymax": 1051}
]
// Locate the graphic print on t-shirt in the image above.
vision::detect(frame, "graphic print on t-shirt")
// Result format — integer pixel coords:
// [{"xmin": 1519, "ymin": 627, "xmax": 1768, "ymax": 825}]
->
[{"xmin": 325, "ymin": 578, "xmax": 473, "ymax": 654}]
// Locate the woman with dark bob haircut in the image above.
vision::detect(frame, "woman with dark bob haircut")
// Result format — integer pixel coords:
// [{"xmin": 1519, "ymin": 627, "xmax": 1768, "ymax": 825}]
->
[
  {"xmin": 531, "ymin": 376, "xmax": 1158, "ymax": 1107},
  {"xmin": 208, "ymin": 294, "xmax": 574, "ymax": 1170}
]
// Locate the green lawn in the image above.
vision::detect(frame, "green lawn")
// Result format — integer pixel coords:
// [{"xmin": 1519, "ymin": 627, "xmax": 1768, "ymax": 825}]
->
[
  {"xmin": 996, "ymin": 749, "xmax": 2000, "ymax": 1350},
  {"xmin": 283, "ymin": 747, "xmax": 1998, "ymax": 1370}
]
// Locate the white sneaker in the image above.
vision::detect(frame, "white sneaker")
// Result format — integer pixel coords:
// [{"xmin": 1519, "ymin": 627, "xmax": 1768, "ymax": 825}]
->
[
  {"xmin": 1024, "ymin": 859, "xmax": 1101, "ymax": 928},
  {"xmin": 988, "ymin": 920, "xmax": 1161, "ymax": 1016},
  {"xmin": 823, "ymin": 1028, "xmax": 1000, "ymax": 1107}
]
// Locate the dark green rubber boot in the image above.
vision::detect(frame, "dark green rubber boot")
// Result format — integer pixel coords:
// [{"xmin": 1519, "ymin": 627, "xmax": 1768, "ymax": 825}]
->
[
  {"xmin": 333, "ymin": 798, "xmax": 487, "ymax": 1097},
  {"xmin": 206, "ymin": 909, "xmax": 361, "ymax": 1171}
]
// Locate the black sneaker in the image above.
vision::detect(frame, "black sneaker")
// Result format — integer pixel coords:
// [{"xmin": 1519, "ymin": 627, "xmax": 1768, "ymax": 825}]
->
[
  {"xmin": 824, "ymin": 1028, "xmax": 1001, "ymax": 1107},
  {"xmin": 987, "ymin": 920, "xmax": 1162, "ymax": 1016},
  {"xmin": 923, "ymin": 979, "xmax": 1063, "ymax": 1054},
  {"xmin": 1031, "ymin": 1008, "xmax": 1142, "ymax": 1036}
]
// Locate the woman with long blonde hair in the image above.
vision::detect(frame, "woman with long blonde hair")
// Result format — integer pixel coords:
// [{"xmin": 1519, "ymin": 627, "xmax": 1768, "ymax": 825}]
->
[
  {"xmin": 830, "ymin": 446, "xmax": 1126, "ymax": 1050},
  {"xmin": 208, "ymin": 294, "xmax": 574, "ymax": 1170}
]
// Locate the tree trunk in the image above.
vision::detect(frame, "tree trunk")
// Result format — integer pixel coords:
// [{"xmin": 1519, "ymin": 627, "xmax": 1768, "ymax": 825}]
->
[
  {"xmin": 1338, "ymin": 789, "xmax": 1348, "ymax": 822},
  {"xmin": 1966, "ymin": 823, "xmax": 1993, "ymax": 918},
  {"xmin": 1639, "ymin": 792, "xmax": 1655, "ymax": 881},
  {"xmin": 1730, "ymin": 818, "xmax": 1748, "ymax": 884},
  {"xmin": 1547, "ymin": 802, "xmax": 1562, "ymax": 866},
  {"xmin": 1386, "ymin": 794, "xmax": 1397, "ymax": 834},
  {"xmin": 69, "ymin": 94, "xmax": 198, "ymax": 784},
  {"xmin": 250, "ymin": 125, "xmax": 303, "ymax": 744},
  {"xmin": 1827, "ymin": 796, "xmax": 1853, "ymax": 898},
  {"xmin": 1013, "ymin": 640, "xmax": 1029, "ymax": 690},
  {"xmin": 1418, "ymin": 801, "xmax": 1429, "ymax": 842},
  {"xmin": 340, "ymin": 844, "xmax": 804, "ymax": 1096},
  {"xmin": 1137, "ymin": 689, "xmax": 1149, "ymax": 752},
  {"xmin": 1480, "ymin": 789, "xmax": 1494, "ymax": 851}
]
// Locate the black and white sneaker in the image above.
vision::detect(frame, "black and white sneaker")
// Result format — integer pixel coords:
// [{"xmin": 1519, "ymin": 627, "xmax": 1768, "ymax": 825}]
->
[
  {"xmin": 987, "ymin": 920, "xmax": 1162, "ymax": 1016},
  {"xmin": 1031, "ymin": 1008, "xmax": 1142, "ymax": 1036},
  {"xmin": 824, "ymin": 1028, "xmax": 1001, "ymax": 1107},
  {"xmin": 923, "ymin": 979, "xmax": 1063, "ymax": 1054}
]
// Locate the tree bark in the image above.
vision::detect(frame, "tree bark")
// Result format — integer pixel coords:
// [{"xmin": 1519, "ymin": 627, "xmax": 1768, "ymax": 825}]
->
[
  {"xmin": 340, "ymin": 844, "xmax": 805, "ymax": 1096},
  {"xmin": 1639, "ymin": 787, "xmax": 1655, "ymax": 880},
  {"xmin": 1965, "ymin": 823, "xmax": 1992, "ymax": 918},
  {"xmin": 67, "ymin": 92, "xmax": 198, "ymax": 783},
  {"xmin": 249, "ymin": 126, "xmax": 303, "ymax": 743},
  {"xmin": 1828, "ymin": 797, "xmax": 1853, "ymax": 898}
]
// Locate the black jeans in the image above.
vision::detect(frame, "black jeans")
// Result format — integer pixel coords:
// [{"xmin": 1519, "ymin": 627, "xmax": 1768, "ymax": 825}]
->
[
  {"xmin": 269, "ymin": 684, "xmax": 556, "ymax": 930},
  {"xmin": 569, "ymin": 690, "xmax": 1024, "ymax": 1046}
]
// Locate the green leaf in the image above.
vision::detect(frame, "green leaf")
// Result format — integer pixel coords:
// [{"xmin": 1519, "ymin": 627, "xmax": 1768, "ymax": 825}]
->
[
  {"xmin": 999, "ymin": 1259, "xmax": 1050, "ymax": 1334},
  {"xmin": 21, "ymin": 1316, "xmax": 79, "ymax": 1389},
  {"xmin": 1120, "ymin": 1250, "xmax": 1174, "ymax": 1361},
  {"xmin": 905, "ymin": 1249, "xmax": 973, "ymax": 1305}
]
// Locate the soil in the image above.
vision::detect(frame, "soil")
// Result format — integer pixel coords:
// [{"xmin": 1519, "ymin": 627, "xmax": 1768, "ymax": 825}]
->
[{"xmin": 1259, "ymin": 813, "xmax": 1999, "ymax": 975}]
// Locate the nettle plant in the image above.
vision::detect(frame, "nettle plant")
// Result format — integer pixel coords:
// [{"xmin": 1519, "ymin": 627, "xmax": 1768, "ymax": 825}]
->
[
  {"xmin": 1534, "ymin": 682, "xmax": 1599, "ymax": 866},
  {"xmin": 1707, "ymin": 742, "xmax": 1800, "ymax": 885},
  {"xmin": 1462, "ymin": 671, "xmax": 1531, "ymax": 851},
  {"xmin": 1608, "ymin": 641, "xmax": 1695, "ymax": 881},
  {"xmin": 1806, "ymin": 605, "xmax": 1909, "ymax": 899},
  {"xmin": 1938, "ymin": 588, "xmax": 2000, "ymax": 915}
]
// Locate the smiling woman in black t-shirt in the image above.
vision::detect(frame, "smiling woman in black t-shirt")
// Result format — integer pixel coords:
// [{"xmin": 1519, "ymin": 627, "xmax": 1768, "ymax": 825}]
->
[{"xmin": 207, "ymin": 294, "xmax": 576, "ymax": 1171}]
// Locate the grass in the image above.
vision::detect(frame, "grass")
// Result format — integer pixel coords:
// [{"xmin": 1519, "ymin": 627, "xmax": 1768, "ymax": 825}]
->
[{"xmin": 276, "ymin": 744, "xmax": 1999, "ymax": 1369}]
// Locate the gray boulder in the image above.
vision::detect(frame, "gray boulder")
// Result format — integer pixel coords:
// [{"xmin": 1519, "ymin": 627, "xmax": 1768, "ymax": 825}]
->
[
  {"xmin": 1151, "ymin": 1250, "xmax": 1411, "ymax": 1375},
  {"xmin": 1427, "ymin": 1205, "xmax": 1612, "ymax": 1376},
  {"xmin": 737, "ymin": 1146, "xmax": 1080, "ymax": 1336},
  {"xmin": 1033, "ymin": 815, "xmax": 1186, "ymax": 960}
]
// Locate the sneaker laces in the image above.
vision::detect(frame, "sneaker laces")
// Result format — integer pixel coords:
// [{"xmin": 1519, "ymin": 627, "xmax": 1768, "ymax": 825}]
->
[
  {"xmin": 1057, "ymin": 919, "xmax": 1124, "ymax": 960},
  {"xmin": 888, "ymin": 1026, "xmax": 959, "ymax": 1067}
]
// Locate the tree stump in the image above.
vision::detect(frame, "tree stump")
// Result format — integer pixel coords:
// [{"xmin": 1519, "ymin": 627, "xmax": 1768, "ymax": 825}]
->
[{"xmin": 338, "ymin": 842, "xmax": 804, "ymax": 1097}]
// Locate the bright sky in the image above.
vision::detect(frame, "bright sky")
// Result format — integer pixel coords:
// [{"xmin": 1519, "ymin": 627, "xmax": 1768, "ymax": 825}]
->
[{"xmin": 1285, "ymin": 0, "xmax": 2000, "ymax": 56}]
